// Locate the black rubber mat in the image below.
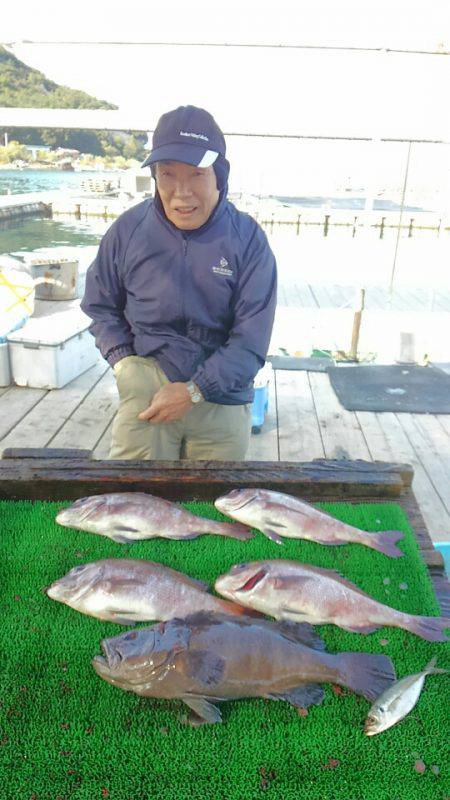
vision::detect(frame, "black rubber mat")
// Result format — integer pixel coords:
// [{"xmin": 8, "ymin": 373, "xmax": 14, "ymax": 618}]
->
[
  {"xmin": 268, "ymin": 356, "xmax": 333, "ymax": 372},
  {"xmin": 327, "ymin": 364, "xmax": 450, "ymax": 413}
]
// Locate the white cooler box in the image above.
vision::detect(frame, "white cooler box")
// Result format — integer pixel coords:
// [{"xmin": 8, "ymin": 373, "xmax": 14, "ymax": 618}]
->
[{"xmin": 7, "ymin": 313, "xmax": 99, "ymax": 389}]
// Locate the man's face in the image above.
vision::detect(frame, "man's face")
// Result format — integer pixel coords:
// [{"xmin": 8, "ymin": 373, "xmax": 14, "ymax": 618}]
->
[{"xmin": 155, "ymin": 161, "xmax": 220, "ymax": 230}]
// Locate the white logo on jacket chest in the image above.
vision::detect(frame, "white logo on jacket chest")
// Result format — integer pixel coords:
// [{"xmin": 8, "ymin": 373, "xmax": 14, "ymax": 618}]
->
[{"xmin": 212, "ymin": 257, "xmax": 233, "ymax": 277}]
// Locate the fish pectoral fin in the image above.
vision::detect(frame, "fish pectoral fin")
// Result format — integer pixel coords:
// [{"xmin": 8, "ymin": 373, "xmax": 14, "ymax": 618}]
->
[
  {"xmin": 340, "ymin": 623, "xmax": 381, "ymax": 634},
  {"xmin": 109, "ymin": 533, "xmax": 135, "ymax": 544},
  {"xmin": 187, "ymin": 577, "xmax": 210, "ymax": 591},
  {"xmin": 280, "ymin": 605, "xmax": 310, "ymax": 620},
  {"xmin": 182, "ymin": 696, "xmax": 222, "ymax": 726},
  {"xmin": 114, "ymin": 525, "xmax": 139, "ymax": 533},
  {"xmin": 261, "ymin": 527, "xmax": 285, "ymax": 545},
  {"xmin": 111, "ymin": 616, "xmax": 137, "ymax": 626},
  {"xmin": 270, "ymin": 682, "xmax": 325, "ymax": 709},
  {"xmin": 263, "ymin": 519, "xmax": 288, "ymax": 530},
  {"xmin": 105, "ymin": 609, "xmax": 138, "ymax": 625},
  {"xmin": 184, "ymin": 650, "xmax": 226, "ymax": 687},
  {"xmin": 275, "ymin": 619, "xmax": 326, "ymax": 651}
]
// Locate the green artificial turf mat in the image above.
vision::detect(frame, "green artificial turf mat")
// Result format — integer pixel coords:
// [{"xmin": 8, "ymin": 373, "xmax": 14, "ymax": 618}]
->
[{"xmin": 1, "ymin": 498, "xmax": 449, "ymax": 800}]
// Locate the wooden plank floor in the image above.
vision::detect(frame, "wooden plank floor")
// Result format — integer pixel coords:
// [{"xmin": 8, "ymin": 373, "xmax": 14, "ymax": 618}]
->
[{"xmin": 1, "ymin": 361, "xmax": 450, "ymax": 545}]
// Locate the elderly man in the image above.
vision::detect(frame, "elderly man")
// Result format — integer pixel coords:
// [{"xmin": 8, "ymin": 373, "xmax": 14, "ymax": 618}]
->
[{"xmin": 81, "ymin": 105, "xmax": 277, "ymax": 460}]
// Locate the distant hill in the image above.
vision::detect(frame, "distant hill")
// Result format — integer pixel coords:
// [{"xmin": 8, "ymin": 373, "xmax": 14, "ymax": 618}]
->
[
  {"xmin": 0, "ymin": 46, "xmax": 116, "ymax": 109},
  {"xmin": 0, "ymin": 46, "xmax": 147, "ymax": 158}
]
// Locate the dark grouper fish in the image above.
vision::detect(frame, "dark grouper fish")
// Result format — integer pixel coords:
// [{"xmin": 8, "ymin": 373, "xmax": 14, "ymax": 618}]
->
[
  {"xmin": 215, "ymin": 488, "xmax": 404, "ymax": 557},
  {"xmin": 45, "ymin": 559, "xmax": 249, "ymax": 624},
  {"xmin": 56, "ymin": 493, "xmax": 252, "ymax": 544},
  {"xmin": 215, "ymin": 560, "xmax": 450, "ymax": 642},
  {"xmin": 92, "ymin": 612, "xmax": 396, "ymax": 725}
]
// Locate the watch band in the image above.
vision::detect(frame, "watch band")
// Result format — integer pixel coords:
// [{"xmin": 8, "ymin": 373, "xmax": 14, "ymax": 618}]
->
[{"xmin": 186, "ymin": 381, "xmax": 204, "ymax": 404}]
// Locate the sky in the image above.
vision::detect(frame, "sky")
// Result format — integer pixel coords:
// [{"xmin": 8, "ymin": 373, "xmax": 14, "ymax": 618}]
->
[{"xmin": 2, "ymin": 0, "xmax": 449, "ymax": 196}]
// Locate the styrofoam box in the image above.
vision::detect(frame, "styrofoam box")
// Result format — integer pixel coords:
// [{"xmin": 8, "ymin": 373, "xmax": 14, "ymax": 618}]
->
[
  {"xmin": 31, "ymin": 258, "xmax": 80, "ymax": 300},
  {"xmin": 0, "ymin": 342, "xmax": 11, "ymax": 386},
  {"xmin": 7, "ymin": 313, "xmax": 99, "ymax": 389}
]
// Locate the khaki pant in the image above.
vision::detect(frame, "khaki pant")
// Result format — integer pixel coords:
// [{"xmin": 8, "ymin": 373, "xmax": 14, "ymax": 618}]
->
[{"xmin": 109, "ymin": 355, "xmax": 252, "ymax": 460}]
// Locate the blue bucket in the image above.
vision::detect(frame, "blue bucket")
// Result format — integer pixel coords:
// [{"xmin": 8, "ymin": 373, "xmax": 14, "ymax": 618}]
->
[
  {"xmin": 251, "ymin": 384, "xmax": 269, "ymax": 432},
  {"xmin": 434, "ymin": 542, "xmax": 450, "ymax": 579}
]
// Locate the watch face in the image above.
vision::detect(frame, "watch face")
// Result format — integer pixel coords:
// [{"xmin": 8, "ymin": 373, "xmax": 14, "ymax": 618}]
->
[{"xmin": 192, "ymin": 393, "xmax": 201, "ymax": 403}]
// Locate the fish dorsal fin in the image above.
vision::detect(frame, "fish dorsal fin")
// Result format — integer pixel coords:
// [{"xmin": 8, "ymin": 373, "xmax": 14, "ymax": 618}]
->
[
  {"xmin": 299, "ymin": 565, "xmax": 373, "ymax": 599},
  {"xmin": 274, "ymin": 620, "xmax": 326, "ymax": 651},
  {"xmin": 180, "ymin": 575, "xmax": 210, "ymax": 592},
  {"xmin": 181, "ymin": 610, "xmax": 231, "ymax": 627}
]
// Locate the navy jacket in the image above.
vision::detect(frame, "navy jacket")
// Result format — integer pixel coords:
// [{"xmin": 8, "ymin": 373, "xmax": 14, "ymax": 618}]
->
[{"xmin": 81, "ymin": 190, "xmax": 277, "ymax": 405}]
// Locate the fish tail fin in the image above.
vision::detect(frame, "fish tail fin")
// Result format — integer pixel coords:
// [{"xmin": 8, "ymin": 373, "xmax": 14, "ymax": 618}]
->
[
  {"xmin": 210, "ymin": 522, "xmax": 254, "ymax": 541},
  {"xmin": 423, "ymin": 656, "xmax": 449, "ymax": 674},
  {"xmin": 367, "ymin": 530, "xmax": 404, "ymax": 558},
  {"xmin": 337, "ymin": 652, "xmax": 396, "ymax": 701},
  {"xmin": 402, "ymin": 615, "xmax": 450, "ymax": 642}
]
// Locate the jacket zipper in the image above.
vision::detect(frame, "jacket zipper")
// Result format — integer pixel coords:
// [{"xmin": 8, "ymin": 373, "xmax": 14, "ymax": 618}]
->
[{"xmin": 180, "ymin": 235, "xmax": 188, "ymax": 328}]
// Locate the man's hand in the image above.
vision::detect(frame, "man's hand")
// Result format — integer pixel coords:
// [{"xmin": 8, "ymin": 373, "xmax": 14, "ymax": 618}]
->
[{"xmin": 138, "ymin": 382, "xmax": 193, "ymax": 424}]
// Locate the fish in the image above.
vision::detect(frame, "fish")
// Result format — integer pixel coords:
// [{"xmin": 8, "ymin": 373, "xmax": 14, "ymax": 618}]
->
[
  {"xmin": 214, "ymin": 488, "xmax": 404, "ymax": 557},
  {"xmin": 365, "ymin": 657, "xmax": 449, "ymax": 735},
  {"xmin": 56, "ymin": 492, "xmax": 253, "ymax": 544},
  {"xmin": 92, "ymin": 611, "xmax": 396, "ymax": 725},
  {"xmin": 45, "ymin": 558, "xmax": 250, "ymax": 624},
  {"xmin": 214, "ymin": 560, "xmax": 450, "ymax": 642}
]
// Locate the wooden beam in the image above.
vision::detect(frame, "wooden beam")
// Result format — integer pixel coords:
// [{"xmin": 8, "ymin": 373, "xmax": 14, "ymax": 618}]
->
[{"xmin": 0, "ymin": 453, "xmax": 413, "ymax": 501}]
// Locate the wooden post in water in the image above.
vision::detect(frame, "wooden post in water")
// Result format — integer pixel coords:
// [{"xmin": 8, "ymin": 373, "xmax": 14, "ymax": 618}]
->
[
  {"xmin": 349, "ymin": 288, "xmax": 366, "ymax": 361},
  {"xmin": 324, "ymin": 214, "xmax": 330, "ymax": 237}
]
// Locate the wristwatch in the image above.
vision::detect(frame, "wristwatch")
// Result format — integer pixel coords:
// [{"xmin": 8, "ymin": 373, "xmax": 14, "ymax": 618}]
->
[{"xmin": 186, "ymin": 381, "xmax": 204, "ymax": 404}]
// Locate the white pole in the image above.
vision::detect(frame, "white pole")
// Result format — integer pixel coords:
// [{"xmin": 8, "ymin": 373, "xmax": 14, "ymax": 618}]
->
[{"xmin": 389, "ymin": 140, "xmax": 413, "ymax": 299}]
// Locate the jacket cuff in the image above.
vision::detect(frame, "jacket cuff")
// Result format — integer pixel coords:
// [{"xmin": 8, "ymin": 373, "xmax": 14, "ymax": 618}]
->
[
  {"xmin": 191, "ymin": 370, "xmax": 216, "ymax": 403},
  {"xmin": 106, "ymin": 345, "xmax": 136, "ymax": 368}
]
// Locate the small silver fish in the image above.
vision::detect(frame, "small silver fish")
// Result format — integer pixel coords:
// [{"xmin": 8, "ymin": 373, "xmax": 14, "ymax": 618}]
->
[
  {"xmin": 214, "ymin": 488, "xmax": 404, "ymax": 557},
  {"xmin": 56, "ymin": 492, "xmax": 252, "ymax": 544},
  {"xmin": 365, "ymin": 657, "xmax": 448, "ymax": 735}
]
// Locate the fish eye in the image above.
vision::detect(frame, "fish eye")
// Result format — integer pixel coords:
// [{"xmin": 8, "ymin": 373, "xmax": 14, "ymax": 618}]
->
[{"xmin": 123, "ymin": 632, "xmax": 137, "ymax": 641}]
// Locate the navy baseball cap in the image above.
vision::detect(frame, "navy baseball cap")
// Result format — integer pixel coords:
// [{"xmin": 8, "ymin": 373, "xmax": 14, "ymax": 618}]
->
[{"xmin": 142, "ymin": 105, "xmax": 226, "ymax": 169}]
